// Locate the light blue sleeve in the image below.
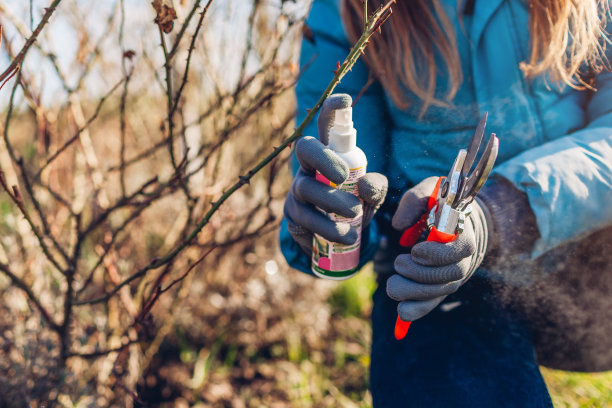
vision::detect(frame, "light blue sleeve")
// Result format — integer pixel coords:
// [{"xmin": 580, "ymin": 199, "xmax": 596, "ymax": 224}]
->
[
  {"xmin": 279, "ymin": 0, "xmax": 391, "ymax": 275},
  {"xmin": 493, "ymin": 69, "xmax": 612, "ymax": 257}
]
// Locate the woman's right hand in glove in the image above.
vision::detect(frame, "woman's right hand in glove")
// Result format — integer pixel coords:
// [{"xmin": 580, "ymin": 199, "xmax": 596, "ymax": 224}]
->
[{"xmin": 283, "ymin": 94, "xmax": 388, "ymax": 256}]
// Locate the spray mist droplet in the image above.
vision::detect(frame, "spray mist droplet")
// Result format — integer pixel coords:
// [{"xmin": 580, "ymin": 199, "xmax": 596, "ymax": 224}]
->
[{"xmin": 265, "ymin": 260, "xmax": 278, "ymax": 275}]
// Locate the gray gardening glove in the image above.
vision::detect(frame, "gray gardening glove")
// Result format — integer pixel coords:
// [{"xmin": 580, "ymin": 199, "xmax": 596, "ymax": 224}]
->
[
  {"xmin": 284, "ymin": 94, "xmax": 388, "ymax": 256},
  {"xmin": 387, "ymin": 177, "xmax": 489, "ymax": 321},
  {"xmin": 387, "ymin": 176, "xmax": 539, "ymax": 321}
]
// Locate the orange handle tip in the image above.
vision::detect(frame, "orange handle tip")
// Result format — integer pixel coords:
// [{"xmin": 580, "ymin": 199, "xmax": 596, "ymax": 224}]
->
[
  {"xmin": 394, "ymin": 316, "xmax": 411, "ymax": 340},
  {"xmin": 426, "ymin": 225, "xmax": 457, "ymax": 243}
]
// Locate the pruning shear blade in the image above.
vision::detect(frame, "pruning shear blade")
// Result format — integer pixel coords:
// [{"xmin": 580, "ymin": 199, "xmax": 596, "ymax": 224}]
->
[
  {"xmin": 433, "ymin": 113, "xmax": 499, "ymax": 233},
  {"xmin": 461, "ymin": 112, "xmax": 487, "ymax": 177},
  {"xmin": 458, "ymin": 133, "xmax": 498, "ymax": 210}
]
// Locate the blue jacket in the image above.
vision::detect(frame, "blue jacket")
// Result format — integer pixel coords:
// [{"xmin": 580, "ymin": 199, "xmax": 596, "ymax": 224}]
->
[{"xmin": 280, "ymin": 0, "xmax": 612, "ymax": 275}]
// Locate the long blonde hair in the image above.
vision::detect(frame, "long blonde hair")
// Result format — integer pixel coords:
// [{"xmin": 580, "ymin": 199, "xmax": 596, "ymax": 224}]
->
[{"xmin": 341, "ymin": 0, "xmax": 611, "ymax": 113}]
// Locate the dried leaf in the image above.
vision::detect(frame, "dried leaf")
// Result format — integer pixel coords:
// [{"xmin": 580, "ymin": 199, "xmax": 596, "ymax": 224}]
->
[
  {"xmin": 151, "ymin": 0, "xmax": 162, "ymax": 12},
  {"xmin": 123, "ymin": 50, "xmax": 136, "ymax": 60},
  {"xmin": 152, "ymin": 0, "xmax": 177, "ymax": 34}
]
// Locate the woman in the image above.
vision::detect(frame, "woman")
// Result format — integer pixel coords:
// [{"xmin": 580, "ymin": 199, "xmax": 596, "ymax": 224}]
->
[{"xmin": 280, "ymin": 0, "xmax": 612, "ymax": 406}]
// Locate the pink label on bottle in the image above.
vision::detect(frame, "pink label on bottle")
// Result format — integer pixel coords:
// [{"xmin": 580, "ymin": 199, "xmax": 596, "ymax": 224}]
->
[
  {"xmin": 312, "ymin": 166, "xmax": 365, "ymax": 279},
  {"xmin": 318, "ymin": 257, "xmax": 331, "ymax": 270}
]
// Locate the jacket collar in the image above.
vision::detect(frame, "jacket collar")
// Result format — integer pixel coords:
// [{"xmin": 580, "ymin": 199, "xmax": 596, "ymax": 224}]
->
[{"xmin": 470, "ymin": 0, "xmax": 505, "ymax": 45}]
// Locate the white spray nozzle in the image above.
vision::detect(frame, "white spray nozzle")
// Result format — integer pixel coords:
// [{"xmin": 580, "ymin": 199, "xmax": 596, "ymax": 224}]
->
[
  {"xmin": 328, "ymin": 106, "xmax": 356, "ymax": 153},
  {"xmin": 332, "ymin": 107, "xmax": 353, "ymax": 134}
]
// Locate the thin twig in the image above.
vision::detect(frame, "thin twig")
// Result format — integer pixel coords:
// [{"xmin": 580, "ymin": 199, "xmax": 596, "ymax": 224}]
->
[
  {"xmin": 16, "ymin": 159, "xmax": 70, "ymax": 263},
  {"xmin": 67, "ymin": 339, "xmax": 140, "ymax": 359},
  {"xmin": 0, "ymin": 66, "xmax": 18, "ymax": 91},
  {"xmin": 159, "ymin": 246, "xmax": 216, "ymax": 294},
  {"xmin": 0, "ymin": 0, "xmax": 63, "ymax": 83},
  {"xmin": 37, "ymin": 77, "xmax": 125, "ymax": 176},
  {"xmin": 158, "ymin": 26, "xmax": 177, "ymax": 170},
  {"xmin": 0, "ymin": 170, "xmax": 67, "ymax": 274},
  {"xmin": 352, "ymin": 71, "xmax": 377, "ymax": 107},
  {"xmin": 170, "ymin": 0, "xmax": 214, "ymax": 119},
  {"xmin": 0, "ymin": 262, "xmax": 60, "ymax": 331},
  {"xmin": 119, "ymin": 0, "xmax": 130, "ymax": 196},
  {"xmin": 168, "ymin": 0, "xmax": 202, "ymax": 61}
]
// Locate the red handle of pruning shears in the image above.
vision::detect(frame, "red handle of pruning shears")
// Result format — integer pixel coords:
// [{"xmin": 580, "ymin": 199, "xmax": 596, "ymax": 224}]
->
[{"xmin": 394, "ymin": 177, "xmax": 457, "ymax": 340}]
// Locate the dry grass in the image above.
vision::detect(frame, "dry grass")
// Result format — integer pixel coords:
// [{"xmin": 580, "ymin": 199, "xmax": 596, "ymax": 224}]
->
[
  {"xmin": 542, "ymin": 368, "xmax": 612, "ymax": 407},
  {"xmin": 132, "ymin": 260, "xmax": 612, "ymax": 407}
]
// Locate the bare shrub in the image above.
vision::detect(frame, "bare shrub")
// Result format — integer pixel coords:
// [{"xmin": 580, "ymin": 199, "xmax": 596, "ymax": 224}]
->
[{"xmin": 0, "ymin": 0, "xmax": 393, "ymax": 405}]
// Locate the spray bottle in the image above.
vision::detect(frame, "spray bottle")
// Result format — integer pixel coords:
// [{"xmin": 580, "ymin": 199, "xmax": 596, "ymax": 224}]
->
[{"xmin": 311, "ymin": 106, "xmax": 367, "ymax": 280}]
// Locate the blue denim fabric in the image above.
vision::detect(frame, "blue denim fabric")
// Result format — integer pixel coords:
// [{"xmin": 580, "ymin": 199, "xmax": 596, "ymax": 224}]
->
[{"xmin": 370, "ymin": 274, "xmax": 554, "ymax": 408}]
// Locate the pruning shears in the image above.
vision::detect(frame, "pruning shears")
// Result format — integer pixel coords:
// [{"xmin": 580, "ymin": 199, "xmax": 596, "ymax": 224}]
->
[{"xmin": 394, "ymin": 113, "xmax": 499, "ymax": 340}]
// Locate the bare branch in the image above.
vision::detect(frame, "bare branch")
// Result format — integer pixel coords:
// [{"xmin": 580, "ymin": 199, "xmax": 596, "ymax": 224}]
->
[
  {"xmin": 0, "ymin": 262, "xmax": 60, "ymax": 331},
  {"xmin": 170, "ymin": 0, "xmax": 214, "ymax": 119},
  {"xmin": 0, "ymin": 0, "xmax": 63, "ymax": 83},
  {"xmin": 37, "ymin": 77, "xmax": 126, "ymax": 176},
  {"xmin": 0, "ymin": 169, "xmax": 67, "ymax": 274},
  {"xmin": 67, "ymin": 339, "xmax": 140, "ymax": 360}
]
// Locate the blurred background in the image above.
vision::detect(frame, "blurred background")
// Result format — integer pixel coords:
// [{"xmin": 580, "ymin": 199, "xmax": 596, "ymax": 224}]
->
[{"xmin": 0, "ymin": 0, "xmax": 610, "ymax": 406}]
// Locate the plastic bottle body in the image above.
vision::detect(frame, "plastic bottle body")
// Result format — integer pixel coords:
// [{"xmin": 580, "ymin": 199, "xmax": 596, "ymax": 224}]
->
[{"xmin": 311, "ymin": 123, "xmax": 367, "ymax": 280}]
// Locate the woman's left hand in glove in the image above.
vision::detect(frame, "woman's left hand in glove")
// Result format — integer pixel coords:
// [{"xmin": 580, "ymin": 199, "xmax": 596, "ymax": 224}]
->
[
  {"xmin": 387, "ymin": 176, "xmax": 539, "ymax": 322},
  {"xmin": 386, "ymin": 177, "xmax": 490, "ymax": 322}
]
